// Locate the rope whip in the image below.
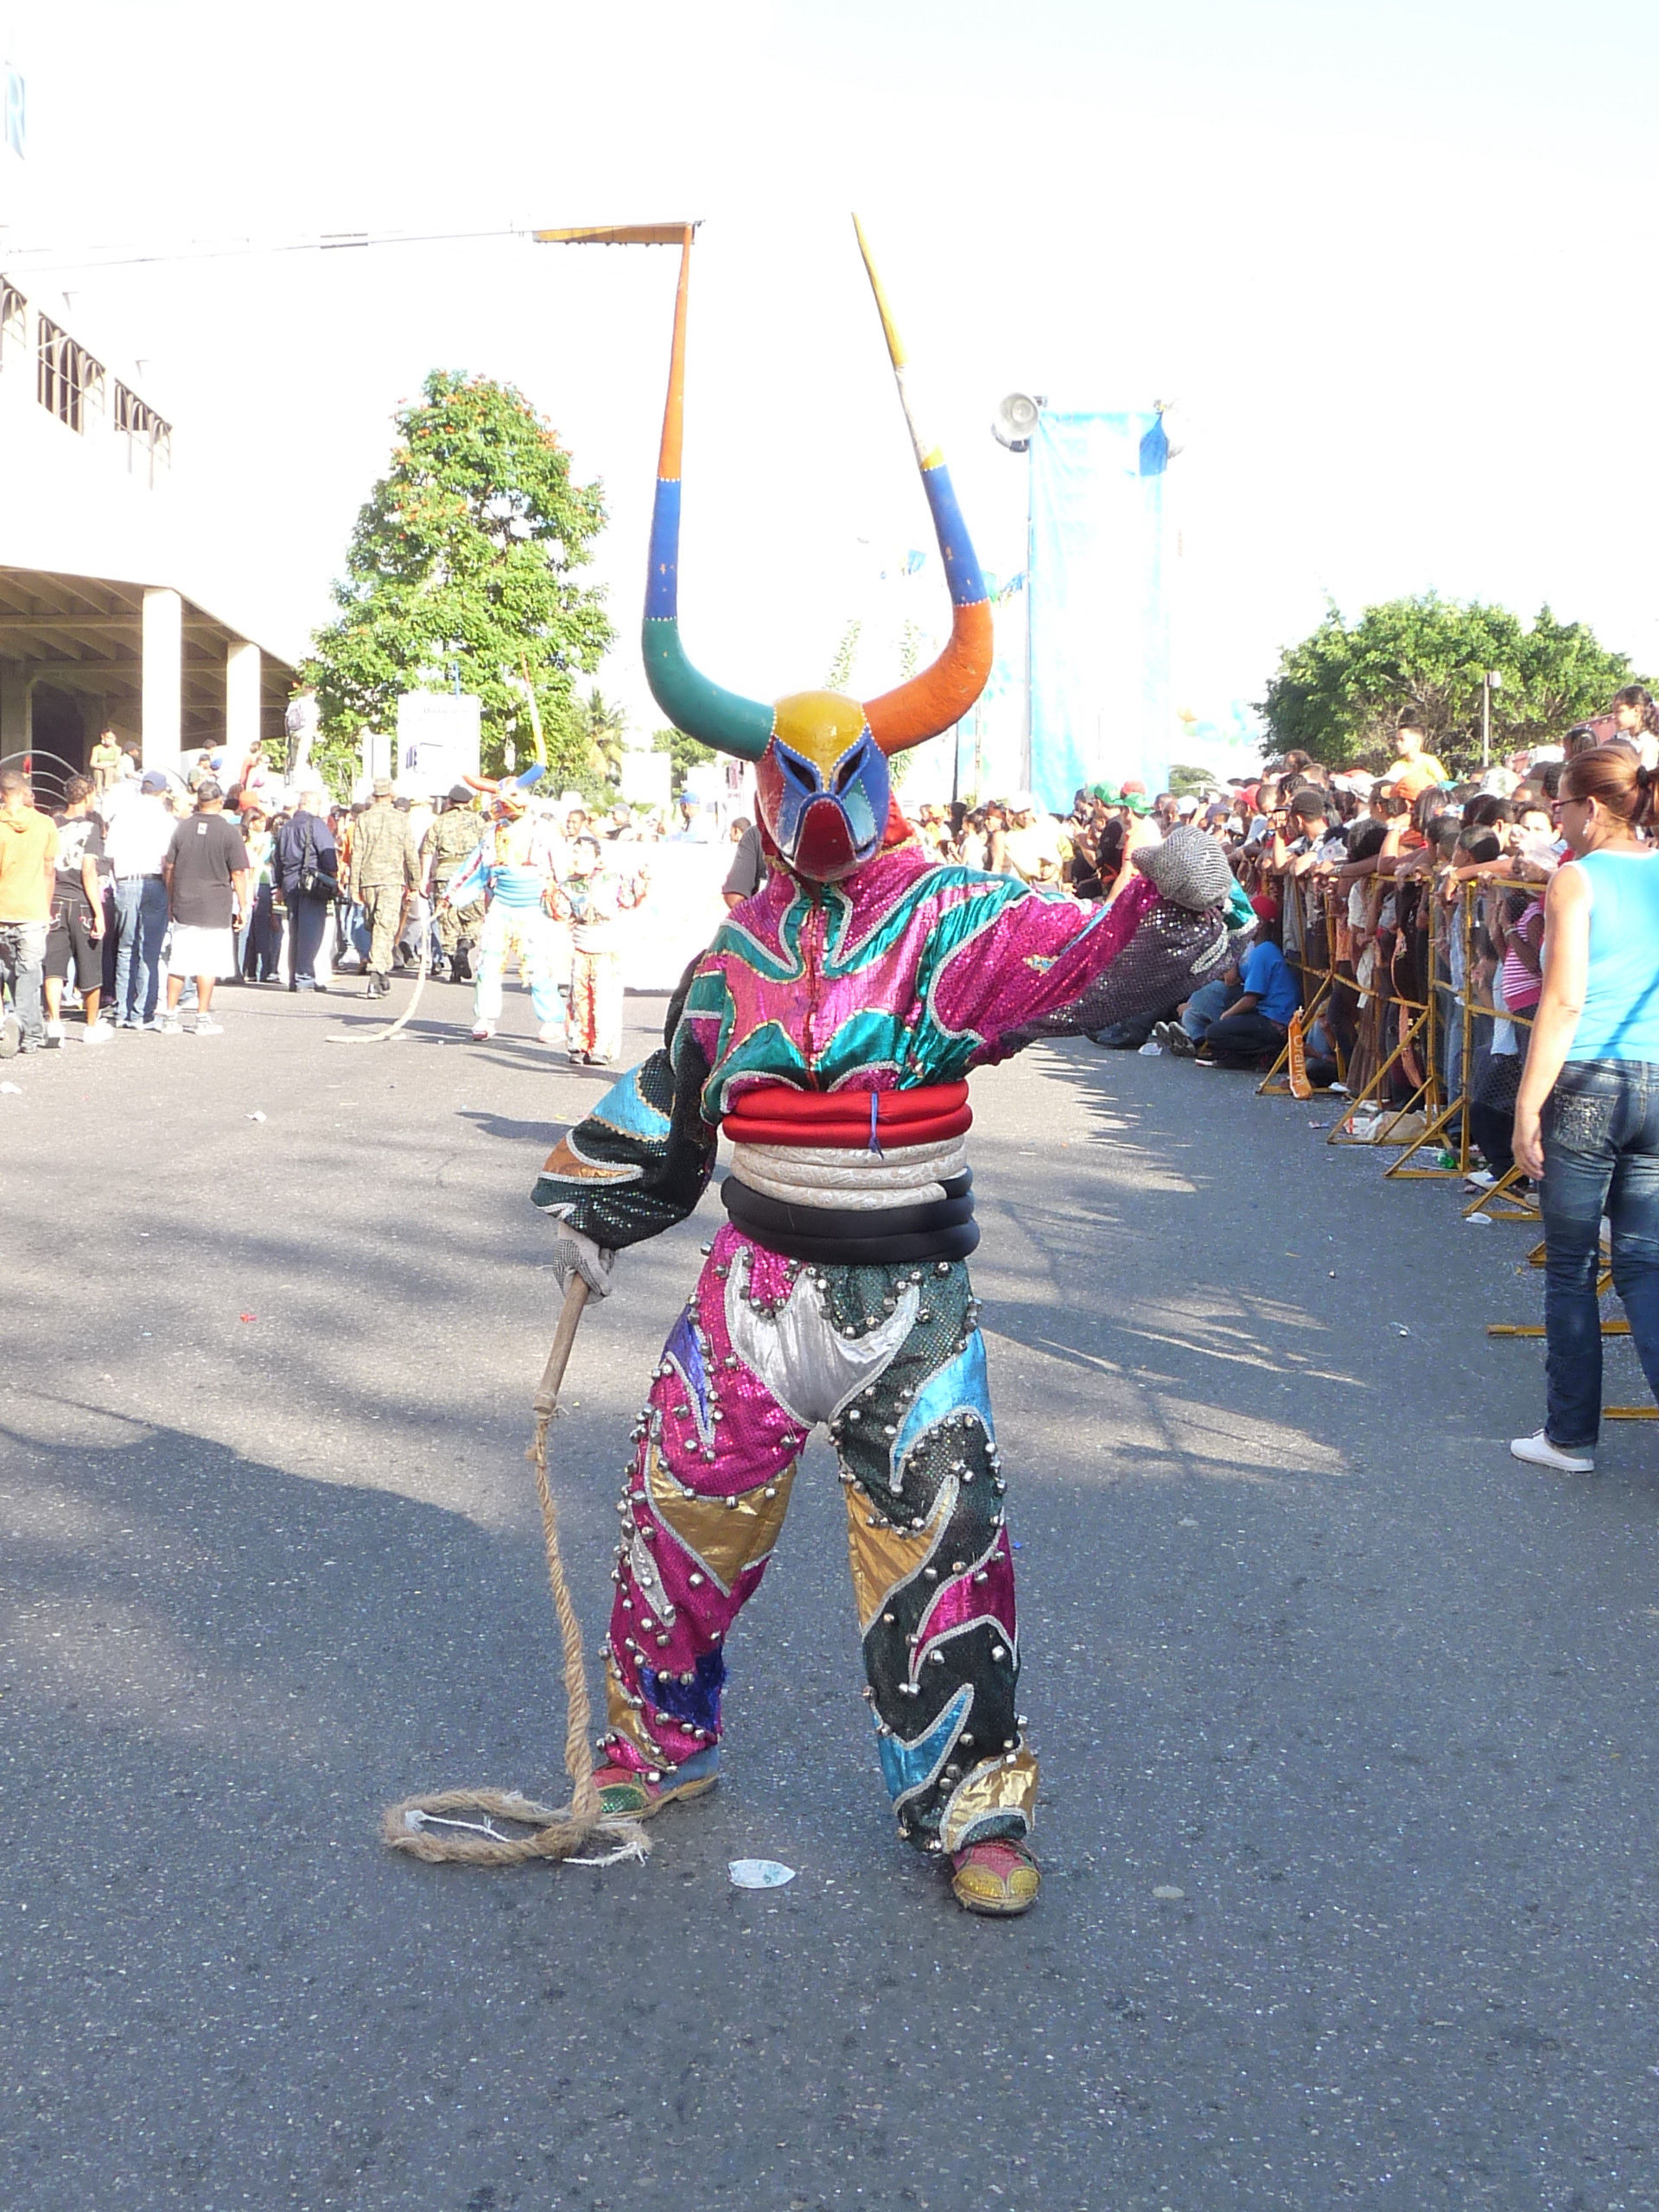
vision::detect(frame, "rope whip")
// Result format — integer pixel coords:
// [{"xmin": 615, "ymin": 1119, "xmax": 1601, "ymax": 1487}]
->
[
  {"xmin": 381, "ymin": 1276, "xmax": 651, "ymax": 1868},
  {"xmin": 326, "ymin": 936, "xmax": 432, "ymax": 1045}
]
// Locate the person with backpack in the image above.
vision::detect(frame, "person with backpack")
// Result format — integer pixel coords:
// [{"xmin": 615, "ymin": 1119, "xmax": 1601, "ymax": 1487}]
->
[{"xmin": 274, "ymin": 785, "xmax": 340, "ymax": 992}]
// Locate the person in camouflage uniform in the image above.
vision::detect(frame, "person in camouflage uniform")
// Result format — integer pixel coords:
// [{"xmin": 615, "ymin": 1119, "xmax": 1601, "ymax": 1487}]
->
[
  {"xmin": 424, "ymin": 785, "xmax": 485, "ymax": 982},
  {"xmin": 348, "ymin": 777, "xmax": 419, "ymax": 998}
]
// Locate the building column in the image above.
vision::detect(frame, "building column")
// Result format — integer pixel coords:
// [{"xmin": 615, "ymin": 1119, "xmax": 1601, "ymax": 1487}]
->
[
  {"xmin": 225, "ymin": 639, "xmax": 261, "ymax": 774},
  {"xmin": 141, "ymin": 587, "xmax": 183, "ymax": 772},
  {"xmin": 0, "ymin": 664, "xmax": 31, "ymax": 756}
]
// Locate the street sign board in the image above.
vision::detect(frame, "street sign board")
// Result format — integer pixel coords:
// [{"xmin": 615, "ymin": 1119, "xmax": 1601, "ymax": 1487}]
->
[{"xmin": 396, "ymin": 690, "xmax": 480, "ymax": 795}]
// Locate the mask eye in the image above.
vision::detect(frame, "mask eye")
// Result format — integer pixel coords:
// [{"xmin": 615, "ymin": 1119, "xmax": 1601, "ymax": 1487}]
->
[
  {"xmin": 834, "ymin": 744, "xmax": 868, "ymax": 793},
  {"xmin": 779, "ymin": 752, "xmax": 817, "ymax": 793}
]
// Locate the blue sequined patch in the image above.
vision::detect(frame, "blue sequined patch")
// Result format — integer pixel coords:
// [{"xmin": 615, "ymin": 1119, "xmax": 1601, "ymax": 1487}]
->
[
  {"xmin": 664, "ymin": 1306, "xmax": 715, "ymax": 1445},
  {"xmin": 589, "ymin": 1065, "xmax": 673, "ymax": 1145},
  {"xmin": 888, "ymin": 1332, "xmax": 993, "ymax": 1490},
  {"xmin": 642, "ymin": 1649, "xmax": 726, "ymax": 1733},
  {"xmin": 875, "ymin": 1684, "xmax": 972, "ymax": 1806}
]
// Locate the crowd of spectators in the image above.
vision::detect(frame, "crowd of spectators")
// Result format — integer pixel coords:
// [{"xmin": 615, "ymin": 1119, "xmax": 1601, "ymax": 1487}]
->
[
  {"xmin": 0, "ymin": 731, "xmax": 736, "ymax": 1052},
  {"xmin": 6, "ymin": 693, "xmax": 1657, "ymax": 1102},
  {"xmin": 868, "ymin": 690, "xmax": 1659, "ymax": 1209}
]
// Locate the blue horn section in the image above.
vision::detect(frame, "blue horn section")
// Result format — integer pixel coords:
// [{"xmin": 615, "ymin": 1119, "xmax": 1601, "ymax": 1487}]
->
[
  {"xmin": 642, "ymin": 476, "xmax": 774, "ymax": 762},
  {"xmin": 920, "ymin": 464, "xmax": 989, "ymax": 609}
]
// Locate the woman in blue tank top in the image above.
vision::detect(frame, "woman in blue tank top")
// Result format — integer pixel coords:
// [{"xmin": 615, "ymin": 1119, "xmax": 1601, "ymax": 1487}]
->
[{"xmin": 1512, "ymin": 744, "xmax": 1659, "ymax": 1471}]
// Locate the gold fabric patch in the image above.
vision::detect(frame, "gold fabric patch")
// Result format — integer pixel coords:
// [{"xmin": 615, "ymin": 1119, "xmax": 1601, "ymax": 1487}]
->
[
  {"xmin": 939, "ymin": 1745, "xmax": 1039, "ymax": 1854},
  {"xmin": 538, "ymin": 1135, "xmax": 638, "ymax": 1184},
  {"xmin": 646, "ymin": 1442, "xmax": 797, "ymax": 1592},
  {"xmin": 843, "ymin": 1478, "xmax": 956, "ymax": 1635},
  {"xmin": 604, "ymin": 1656, "xmax": 660, "ymax": 1760}
]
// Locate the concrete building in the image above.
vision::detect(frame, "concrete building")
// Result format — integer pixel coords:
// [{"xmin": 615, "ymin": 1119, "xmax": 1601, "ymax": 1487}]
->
[{"xmin": 0, "ymin": 32, "xmax": 301, "ymax": 779}]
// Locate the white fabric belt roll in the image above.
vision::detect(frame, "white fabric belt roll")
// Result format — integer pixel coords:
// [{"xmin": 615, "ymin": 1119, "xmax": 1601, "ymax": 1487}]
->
[{"xmin": 728, "ymin": 1135, "xmax": 969, "ymax": 1211}]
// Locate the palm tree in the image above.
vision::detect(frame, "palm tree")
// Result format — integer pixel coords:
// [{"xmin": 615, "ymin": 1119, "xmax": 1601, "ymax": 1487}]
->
[{"xmin": 576, "ymin": 688, "xmax": 628, "ymax": 789}]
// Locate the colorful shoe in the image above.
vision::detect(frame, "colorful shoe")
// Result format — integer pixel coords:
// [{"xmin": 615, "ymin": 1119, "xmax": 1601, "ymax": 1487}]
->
[
  {"xmin": 950, "ymin": 1837, "xmax": 1040, "ymax": 1916},
  {"xmin": 593, "ymin": 1751, "xmax": 718, "ymax": 1821}
]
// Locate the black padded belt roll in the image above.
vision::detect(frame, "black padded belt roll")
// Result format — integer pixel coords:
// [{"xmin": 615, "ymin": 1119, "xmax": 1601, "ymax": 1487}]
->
[{"xmin": 720, "ymin": 1171, "xmax": 979, "ymax": 1265}]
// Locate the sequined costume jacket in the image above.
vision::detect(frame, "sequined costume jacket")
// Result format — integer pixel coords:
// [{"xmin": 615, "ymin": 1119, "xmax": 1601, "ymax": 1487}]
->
[{"xmin": 532, "ymin": 841, "xmax": 1216, "ymax": 1241}]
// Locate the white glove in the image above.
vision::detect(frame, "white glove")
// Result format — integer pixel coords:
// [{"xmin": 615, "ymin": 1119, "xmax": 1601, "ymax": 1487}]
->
[{"xmin": 549, "ymin": 1223, "xmax": 615, "ymax": 1300}]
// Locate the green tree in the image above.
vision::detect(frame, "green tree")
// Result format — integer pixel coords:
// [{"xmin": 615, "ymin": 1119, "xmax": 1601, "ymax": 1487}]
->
[
  {"xmin": 825, "ymin": 619, "xmax": 862, "ymax": 691},
  {"xmin": 575, "ymin": 687, "xmax": 629, "ymax": 792},
  {"xmin": 1257, "ymin": 594, "xmax": 1643, "ymax": 771},
  {"xmin": 1166, "ymin": 761, "xmax": 1214, "ymax": 797},
  {"xmin": 652, "ymin": 724, "xmax": 714, "ymax": 795},
  {"xmin": 304, "ymin": 370, "xmax": 613, "ymax": 780}
]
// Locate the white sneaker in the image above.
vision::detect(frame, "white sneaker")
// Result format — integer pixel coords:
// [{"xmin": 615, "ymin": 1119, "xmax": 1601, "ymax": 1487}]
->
[
  {"xmin": 155, "ymin": 1012, "xmax": 183, "ymax": 1035},
  {"xmin": 471, "ymin": 1021, "xmax": 495, "ymax": 1041},
  {"xmin": 44, "ymin": 1017, "xmax": 65, "ymax": 1047},
  {"xmin": 82, "ymin": 1020, "xmax": 111, "ymax": 1045},
  {"xmin": 194, "ymin": 1014, "xmax": 223, "ymax": 1036},
  {"xmin": 1510, "ymin": 1429, "xmax": 1595, "ymax": 1475},
  {"xmin": 538, "ymin": 1023, "xmax": 567, "ymax": 1046},
  {"xmin": 1464, "ymin": 1168, "xmax": 1497, "ymax": 1191}
]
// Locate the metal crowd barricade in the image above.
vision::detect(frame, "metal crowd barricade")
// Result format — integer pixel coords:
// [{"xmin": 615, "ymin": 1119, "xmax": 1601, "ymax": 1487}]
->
[{"xmin": 1235, "ymin": 865, "xmax": 1650, "ymax": 1423}]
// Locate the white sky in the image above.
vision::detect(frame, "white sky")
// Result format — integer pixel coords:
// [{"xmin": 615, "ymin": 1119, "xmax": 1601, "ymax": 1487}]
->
[{"xmin": 5, "ymin": 0, "xmax": 1658, "ymax": 744}]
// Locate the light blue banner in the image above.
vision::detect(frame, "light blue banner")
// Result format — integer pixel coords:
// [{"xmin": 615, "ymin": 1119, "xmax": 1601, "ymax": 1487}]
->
[{"xmin": 1028, "ymin": 409, "xmax": 1170, "ymax": 812}]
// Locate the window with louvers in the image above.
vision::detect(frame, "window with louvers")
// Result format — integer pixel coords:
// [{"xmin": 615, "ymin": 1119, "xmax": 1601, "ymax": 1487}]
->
[
  {"xmin": 0, "ymin": 283, "xmax": 23, "ymax": 369},
  {"xmin": 37, "ymin": 315, "xmax": 105, "ymax": 432},
  {"xmin": 114, "ymin": 380, "xmax": 172, "ymax": 481}
]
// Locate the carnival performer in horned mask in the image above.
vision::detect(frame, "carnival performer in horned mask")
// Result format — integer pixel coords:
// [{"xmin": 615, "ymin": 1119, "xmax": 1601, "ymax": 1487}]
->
[{"xmin": 531, "ymin": 220, "xmax": 1232, "ymax": 1915}]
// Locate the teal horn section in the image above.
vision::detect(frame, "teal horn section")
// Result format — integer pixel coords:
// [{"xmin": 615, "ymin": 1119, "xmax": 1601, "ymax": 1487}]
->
[{"xmin": 642, "ymin": 617, "xmax": 773, "ymax": 763}]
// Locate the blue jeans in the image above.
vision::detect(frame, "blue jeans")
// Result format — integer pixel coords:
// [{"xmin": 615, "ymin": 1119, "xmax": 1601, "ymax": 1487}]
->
[
  {"xmin": 1181, "ymin": 977, "xmax": 1236, "ymax": 1040},
  {"xmin": 114, "ymin": 876, "xmax": 168, "ymax": 1025},
  {"xmin": 1539, "ymin": 1058, "xmax": 1659, "ymax": 1449},
  {"xmin": 286, "ymin": 891, "xmax": 331, "ymax": 986},
  {"xmin": 0, "ymin": 919, "xmax": 48, "ymax": 1045},
  {"xmin": 1205, "ymin": 1009, "xmax": 1289, "ymax": 1066}
]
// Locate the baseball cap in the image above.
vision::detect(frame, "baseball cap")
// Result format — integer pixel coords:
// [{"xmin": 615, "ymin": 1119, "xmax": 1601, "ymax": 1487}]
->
[
  {"xmin": 196, "ymin": 779, "xmax": 223, "ymax": 804},
  {"xmin": 1175, "ymin": 795, "xmax": 1198, "ymax": 817},
  {"xmin": 140, "ymin": 770, "xmax": 168, "ymax": 794}
]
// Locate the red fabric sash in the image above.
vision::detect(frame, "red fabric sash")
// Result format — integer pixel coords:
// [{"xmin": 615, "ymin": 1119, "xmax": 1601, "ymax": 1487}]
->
[{"xmin": 721, "ymin": 1080, "xmax": 972, "ymax": 1150}]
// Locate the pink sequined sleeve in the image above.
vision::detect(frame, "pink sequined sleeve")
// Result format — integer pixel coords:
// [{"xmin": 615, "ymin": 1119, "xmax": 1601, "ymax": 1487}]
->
[{"xmin": 926, "ymin": 874, "xmax": 1197, "ymax": 1066}]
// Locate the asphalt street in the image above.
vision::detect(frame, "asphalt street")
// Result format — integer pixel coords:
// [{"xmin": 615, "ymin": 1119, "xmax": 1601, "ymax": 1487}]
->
[{"xmin": 5, "ymin": 972, "xmax": 1658, "ymax": 2212}]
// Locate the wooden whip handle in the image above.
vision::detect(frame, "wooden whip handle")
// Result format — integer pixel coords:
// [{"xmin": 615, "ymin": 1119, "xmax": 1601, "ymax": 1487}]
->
[{"xmin": 534, "ymin": 1275, "xmax": 592, "ymax": 1417}]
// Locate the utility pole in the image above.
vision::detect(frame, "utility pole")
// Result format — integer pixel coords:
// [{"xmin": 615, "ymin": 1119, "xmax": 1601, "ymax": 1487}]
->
[{"xmin": 1481, "ymin": 670, "xmax": 1501, "ymax": 768}]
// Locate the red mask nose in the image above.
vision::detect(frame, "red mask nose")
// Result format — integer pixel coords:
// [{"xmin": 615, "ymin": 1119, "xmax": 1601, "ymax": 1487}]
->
[{"xmin": 791, "ymin": 796, "xmax": 860, "ymax": 880}]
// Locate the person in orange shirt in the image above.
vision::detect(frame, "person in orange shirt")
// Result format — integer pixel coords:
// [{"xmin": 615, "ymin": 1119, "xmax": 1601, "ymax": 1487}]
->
[
  {"xmin": 0, "ymin": 768, "xmax": 60, "ymax": 1054},
  {"xmin": 1383, "ymin": 717, "xmax": 1449, "ymax": 800}
]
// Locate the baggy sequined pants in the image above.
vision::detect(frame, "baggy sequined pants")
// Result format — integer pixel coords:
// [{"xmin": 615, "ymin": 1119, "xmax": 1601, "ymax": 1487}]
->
[{"xmin": 602, "ymin": 1221, "xmax": 1038, "ymax": 1853}]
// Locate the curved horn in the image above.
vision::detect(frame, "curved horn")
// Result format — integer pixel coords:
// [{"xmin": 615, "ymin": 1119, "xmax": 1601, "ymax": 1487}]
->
[
  {"xmin": 641, "ymin": 228, "xmax": 774, "ymax": 763},
  {"xmin": 853, "ymin": 216, "xmax": 994, "ymax": 756}
]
